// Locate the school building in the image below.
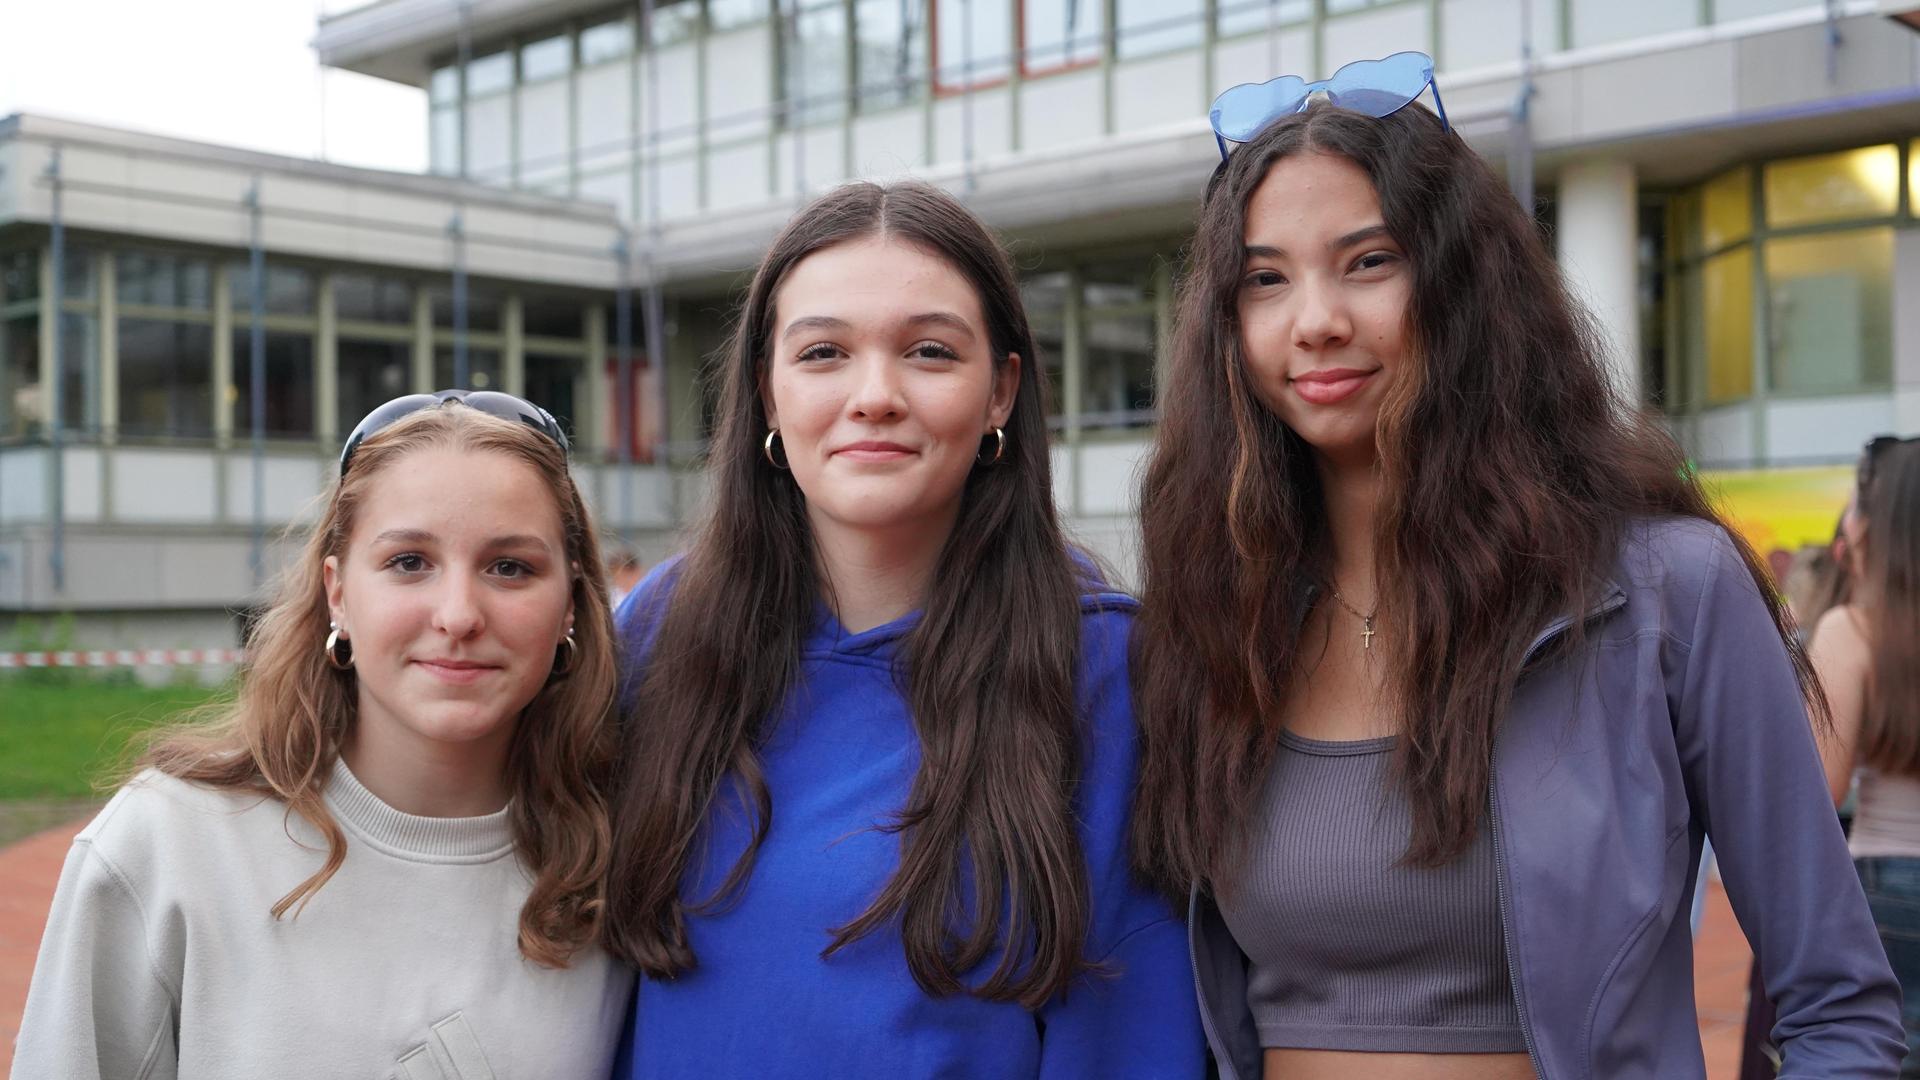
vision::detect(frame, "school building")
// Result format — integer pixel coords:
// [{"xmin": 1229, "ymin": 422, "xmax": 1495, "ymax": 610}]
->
[{"xmin": 2, "ymin": 0, "xmax": 1918, "ymax": 652}]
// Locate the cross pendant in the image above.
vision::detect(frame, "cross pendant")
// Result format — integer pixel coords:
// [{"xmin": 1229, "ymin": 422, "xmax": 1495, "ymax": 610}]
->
[{"xmin": 1361, "ymin": 618, "xmax": 1375, "ymax": 650}]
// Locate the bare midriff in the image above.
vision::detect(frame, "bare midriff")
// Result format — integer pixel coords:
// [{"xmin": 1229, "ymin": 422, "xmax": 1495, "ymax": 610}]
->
[{"xmin": 1262, "ymin": 1049, "xmax": 1536, "ymax": 1080}]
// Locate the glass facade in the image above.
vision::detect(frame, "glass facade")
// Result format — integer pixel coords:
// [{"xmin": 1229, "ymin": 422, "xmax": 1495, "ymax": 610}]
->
[
  {"xmin": 1669, "ymin": 139, "xmax": 1912, "ymax": 415},
  {"xmin": 0, "ymin": 244, "xmax": 604, "ymax": 454}
]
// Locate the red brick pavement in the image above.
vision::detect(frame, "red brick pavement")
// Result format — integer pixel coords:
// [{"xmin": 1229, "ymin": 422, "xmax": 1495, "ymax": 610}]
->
[
  {"xmin": 0, "ymin": 816, "xmax": 1760, "ymax": 1077},
  {"xmin": 1, "ymin": 816, "xmax": 86, "ymax": 1077}
]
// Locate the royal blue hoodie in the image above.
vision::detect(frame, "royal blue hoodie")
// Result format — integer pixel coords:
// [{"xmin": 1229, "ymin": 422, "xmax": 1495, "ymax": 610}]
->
[{"xmin": 610, "ymin": 560, "xmax": 1205, "ymax": 1079}]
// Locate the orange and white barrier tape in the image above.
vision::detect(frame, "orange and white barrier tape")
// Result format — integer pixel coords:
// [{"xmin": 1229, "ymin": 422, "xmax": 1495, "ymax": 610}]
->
[{"xmin": 0, "ymin": 648, "xmax": 246, "ymax": 670}]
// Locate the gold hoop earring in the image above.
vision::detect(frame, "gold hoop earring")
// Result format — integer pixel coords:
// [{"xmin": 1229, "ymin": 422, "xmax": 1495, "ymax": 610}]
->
[
  {"xmin": 977, "ymin": 426, "xmax": 1006, "ymax": 466},
  {"xmin": 551, "ymin": 632, "xmax": 578, "ymax": 677},
  {"xmin": 324, "ymin": 622, "xmax": 354, "ymax": 671},
  {"xmin": 763, "ymin": 428, "xmax": 790, "ymax": 470}
]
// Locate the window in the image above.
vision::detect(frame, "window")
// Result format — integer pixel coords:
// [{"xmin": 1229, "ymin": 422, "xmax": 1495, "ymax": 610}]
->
[
  {"xmin": 117, "ymin": 251, "xmax": 211, "ymax": 310},
  {"xmin": 1700, "ymin": 247, "xmax": 1753, "ymax": 406},
  {"xmin": 118, "ymin": 319, "xmax": 213, "ymax": 437},
  {"xmin": 1763, "ymin": 145, "xmax": 1899, "ymax": 230},
  {"xmin": 711, "ymin": 0, "xmax": 772, "ymax": 31},
  {"xmin": 1, "ymin": 314, "xmax": 42, "ymax": 437},
  {"xmin": 523, "ymin": 295, "xmax": 586, "ymax": 340},
  {"xmin": 59, "ymin": 312, "xmax": 99, "ymax": 434},
  {"xmin": 1570, "ymin": 0, "xmax": 1695, "ymax": 49},
  {"xmin": 467, "ymin": 51, "xmax": 514, "ymax": 96},
  {"xmin": 525, "ymin": 353, "xmax": 584, "ymax": 440},
  {"xmin": 334, "ymin": 275, "xmax": 414, "ymax": 324},
  {"xmin": 856, "ymin": 0, "xmax": 928, "ymax": 111},
  {"xmin": 430, "ymin": 65, "xmax": 460, "ymax": 105},
  {"xmin": 227, "ymin": 262, "xmax": 317, "ymax": 318},
  {"xmin": 1, "ymin": 249, "xmax": 37, "ymax": 306},
  {"xmin": 337, "ymin": 339, "xmax": 412, "ymax": 434},
  {"xmin": 648, "ymin": 0, "xmax": 703, "ymax": 47},
  {"xmin": 1700, "ymin": 167, "xmax": 1750, "ymax": 252},
  {"xmin": 1023, "ymin": 0, "xmax": 1102, "ymax": 73},
  {"xmin": 1079, "ymin": 258, "xmax": 1158, "ymax": 430},
  {"xmin": 59, "ymin": 248, "xmax": 97, "ymax": 302},
  {"xmin": 1021, "ymin": 271, "xmax": 1068, "ymax": 423},
  {"xmin": 1765, "ymin": 228, "xmax": 1893, "ymax": 395},
  {"xmin": 1116, "ymin": 0, "xmax": 1201, "ymax": 60},
  {"xmin": 933, "ymin": 0, "xmax": 1012, "ymax": 91},
  {"xmin": 430, "ymin": 107, "xmax": 460, "ymax": 176},
  {"xmin": 784, "ymin": 0, "xmax": 849, "ymax": 123},
  {"xmin": 520, "ymin": 35, "xmax": 572, "ymax": 82},
  {"xmin": 231, "ymin": 331, "xmax": 316, "ymax": 438},
  {"xmin": 431, "ymin": 285, "xmax": 504, "ymax": 333},
  {"xmin": 434, "ymin": 347, "xmax": 503, "ymax": 391},
  {"xmin": 581, "ymin": 17, "xmax": 635, "ymax": 64},
  {"xmin": 1216, "ymin": 0, "xmax": 1309, "ymax": 38}
]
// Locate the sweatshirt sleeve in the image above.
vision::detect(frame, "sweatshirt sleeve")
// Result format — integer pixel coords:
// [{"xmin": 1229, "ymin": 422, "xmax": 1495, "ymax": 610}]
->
[
  {"xmin": 1672, "ymin": 529, "xmax": 1906, "ymax": 1077},
  {"xmin": 1036, "ymin": 603, "xmax": 1206, "ymax": 1080},
  {"xmin": 10, "ymin": 838, "xmax": 179, "ymax": 1080}
]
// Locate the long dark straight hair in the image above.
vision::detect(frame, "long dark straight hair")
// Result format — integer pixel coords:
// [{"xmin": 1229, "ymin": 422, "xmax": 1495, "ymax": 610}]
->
[
  {"xmin": 603, "ymin": 181, "xmax": 1093, "ymax": 1007},
  {"xmin": 1130, "ymin": 103, "xmax": 1820, "ymax": 893},
  {"xmin": 1856, "ymin": 440, "xmax": 1920, "ymax": 776}
]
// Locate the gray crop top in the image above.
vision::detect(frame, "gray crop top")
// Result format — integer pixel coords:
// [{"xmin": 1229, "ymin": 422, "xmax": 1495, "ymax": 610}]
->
[{"xmin": 1213, "ymin": 731, "xmax": 1526, "ymax": 1054}]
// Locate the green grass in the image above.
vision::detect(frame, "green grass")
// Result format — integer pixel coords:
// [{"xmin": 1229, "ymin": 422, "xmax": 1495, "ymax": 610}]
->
[{"xmin": 0, "ymin": 678, "xmax": 231, "ymax": 800}]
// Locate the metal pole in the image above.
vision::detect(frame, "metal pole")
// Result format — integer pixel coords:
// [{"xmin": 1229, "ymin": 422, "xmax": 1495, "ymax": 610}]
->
[
  {"xmin": 782, "ymin": 0, "xmax": 805, "ymax": 196},
  {"xmin": 961, "ymin": 0, "xmax": 975, "ymax": 194},
  {"xmin": 614, "ymin": 231, "xmax": 634, "ymax": 533},
  {"xmin": 456, "ymin": 0, "xmax": 473, "ymax": 180},
  {"xmin": 45, "ymin": 146, "xmax": 65, "ymax": 594},
  {"xmin": 450, "ymin": 211, "xmax": 468, "ymax": 389},
  {"xmin": 246, "ymin": 177, "xmax": 267, "ymax": 587},
  {"xmin": 1507, "ymin": 0, "xmax": 1536, "ymax": 214},
  {"xmin": 642, "ymin": 273, "xmax": 667, "ymax": 471}
]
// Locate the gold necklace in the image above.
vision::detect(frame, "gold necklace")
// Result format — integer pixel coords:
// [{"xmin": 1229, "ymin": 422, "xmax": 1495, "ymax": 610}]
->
[{"xmin": 1328, "ymin": 586, "xmax": 1378, "ymax": 651}]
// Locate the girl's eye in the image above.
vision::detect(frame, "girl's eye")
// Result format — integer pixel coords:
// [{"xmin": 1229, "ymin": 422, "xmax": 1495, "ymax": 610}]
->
[
  {"xmin": 491, "ymin": 559, "xmax": 531, "ymax": 579},
  {"xmin": 911, "ymin": 341, "xmax": 960, "ymax": 361},
  {"xmin": 385, "ymin": 553, "xmax": 428, "ymax": 574},
  {"xmin": 1244, "ymin": 270, "xmax": 1285, "ymax": 288},
  {"xmin": 797, "ymin": 343, "xmax": 842, "ymax": 363},
  {"xmin": 1353, "ymin": 251, "xmax": 1399, "ymax": 272}
]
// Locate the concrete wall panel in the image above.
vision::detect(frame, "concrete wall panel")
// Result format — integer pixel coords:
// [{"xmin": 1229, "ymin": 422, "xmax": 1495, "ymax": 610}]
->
[
  {"xmin": 706, "ymin": 140, "xmax": 772, "ymax": 212},
  {"xmin": 1113, "ymin": 52, "xmax": 1204, "ymax": 134},
  {"xmin": 1767, "ymin": 395, "xmax": 1896, "ymax": 462},
  {"xmin": 933, "ymin": 87, "xmax": 1013, "ymax": 169},
  {"xmin": 1020, "ymin": 69, "xmax": 1104, "ymax": 153},
  {"xmin": 1212, "ymin": 30, "xmax": 1313, "ymax": 98},
  {"xmin": 853, "ymin": 109, "xmax": 928, "ymax": 177},
  {"xmin": 1323, "ymin": 4, "xmax": 1431, "ymax": 73},
  {"xmin": 112, "ymin": 450, "xmax": 217, "ymax": 523}
]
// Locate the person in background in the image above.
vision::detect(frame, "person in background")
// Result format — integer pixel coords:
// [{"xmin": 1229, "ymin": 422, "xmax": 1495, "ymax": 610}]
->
[
  {"xmin": 606, "ymin": 548, "xmax": 644, "ymax": 610},
  {"xmin": 1130, "ymin": 53, "xmax": 1904, "ymax": 1080},
  {"xmin": 601, "ymin": 181, "xmax": 1204, "ymax": 1079},
  {"xmin": 12, "ymin": 391, "xmax": 632, "ymax": 1080},
  {"xmin": 1812, "ymin": 435, "xmax": 1920, "ymax": 1076}
]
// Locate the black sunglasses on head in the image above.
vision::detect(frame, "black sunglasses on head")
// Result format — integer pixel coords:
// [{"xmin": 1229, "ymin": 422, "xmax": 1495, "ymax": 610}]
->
[{"xmin": 339, "ymin": 389, "xmax": 570, "ymax": 475}]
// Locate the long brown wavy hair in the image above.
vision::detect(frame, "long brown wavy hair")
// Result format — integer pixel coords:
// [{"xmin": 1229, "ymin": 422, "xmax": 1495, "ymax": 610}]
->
[
  {"xmin": 1855, "ymin": 439, "xmax": 1920, "ymax": 776},
  {"xmin": 139, "ymin": 406, "xmax": 618, "ymax": 967},
  {"xmin": 1131, "ymin": 103, "xmax": 1818, "ymax": 892},
  {"xmin": 602, "ymin": 181, "xmax": 1093, "ymax": 1008}
]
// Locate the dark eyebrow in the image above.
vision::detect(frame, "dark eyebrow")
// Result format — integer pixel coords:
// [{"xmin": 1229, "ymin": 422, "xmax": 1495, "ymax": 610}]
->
[
  {"xmin": 904, "ymin": 311, "xmax": 977, "ymax": 341},
  {"xmin": 371, "ymin": 529, "xmax": 553, "ymax": 555},
  {"xmin": 780, "ymin": 314, "xmax": 852, "ymax": 341},
  {"xmin": 1243, "ymin": 225, "xmax": 1396, "ymax": 262},
  {"xmin": 779, "ymin": 311, "xmax": 977, "ymax": 342}
]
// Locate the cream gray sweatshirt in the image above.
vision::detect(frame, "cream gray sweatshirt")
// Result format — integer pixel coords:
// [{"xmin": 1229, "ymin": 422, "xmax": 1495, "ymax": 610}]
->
[{"xmin": 10, "ymin": 763, "xmax": 633, "ymax": 1080}]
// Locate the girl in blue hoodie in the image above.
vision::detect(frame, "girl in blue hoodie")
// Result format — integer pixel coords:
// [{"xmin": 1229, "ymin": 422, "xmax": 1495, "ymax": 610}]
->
[{"xmin": 601, "ymin": 180, "xmax": 1204, "ymax": 1079}]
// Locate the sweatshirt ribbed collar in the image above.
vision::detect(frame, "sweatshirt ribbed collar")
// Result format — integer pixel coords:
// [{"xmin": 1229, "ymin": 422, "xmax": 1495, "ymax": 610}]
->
[{"xmin": 323, "ymin": 759, "xmax": 516, "ymax": 863}]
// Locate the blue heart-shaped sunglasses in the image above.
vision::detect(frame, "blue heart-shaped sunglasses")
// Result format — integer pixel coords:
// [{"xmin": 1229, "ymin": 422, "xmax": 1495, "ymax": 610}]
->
[{"xmin": 1208, "ymin": 50, "xmax": 1449, "ymax": 161}]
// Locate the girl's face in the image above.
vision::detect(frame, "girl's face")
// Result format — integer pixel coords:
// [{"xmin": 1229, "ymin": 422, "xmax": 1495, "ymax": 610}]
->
[
  {"xmin": 324, "ymin": 447, "xmax": 576, "ymax": 761},
  {"xmin": 765, "ymin": 234, "xmax": 1018, "ymax": 540},
  {"xmin": 1236, "ymin": 150, "xmax": 1412, "ymax": 470}
]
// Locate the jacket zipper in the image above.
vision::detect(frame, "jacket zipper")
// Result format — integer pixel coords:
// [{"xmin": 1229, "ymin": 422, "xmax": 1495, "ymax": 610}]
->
[{"xmin": 1491, "ymin": 591, "xmax": 1629, "ymax": 1080}]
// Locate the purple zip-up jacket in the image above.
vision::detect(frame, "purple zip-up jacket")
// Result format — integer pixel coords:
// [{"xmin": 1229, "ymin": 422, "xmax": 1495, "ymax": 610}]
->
[{"xmin": 1188, "ymin": 518, "xmax": 1905, "ymax": 1079}]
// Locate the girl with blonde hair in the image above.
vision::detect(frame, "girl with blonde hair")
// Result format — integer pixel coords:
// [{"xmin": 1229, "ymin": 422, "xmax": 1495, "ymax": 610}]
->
[{"xmin": 13, "ymin": 391, "xmax": 633, "ymax": 1080}]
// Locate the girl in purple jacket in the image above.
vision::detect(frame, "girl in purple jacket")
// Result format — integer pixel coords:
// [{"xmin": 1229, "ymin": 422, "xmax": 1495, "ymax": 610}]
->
[{"xmin": 1130, "ymin": 54, "xmax": 1905, "ymax": 1080}]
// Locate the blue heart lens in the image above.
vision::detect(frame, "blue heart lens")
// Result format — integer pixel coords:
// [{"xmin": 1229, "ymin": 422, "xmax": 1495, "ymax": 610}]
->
[{"xmin": 1211, "ymin": 75, "xmax": 1308, "ymax": 142}]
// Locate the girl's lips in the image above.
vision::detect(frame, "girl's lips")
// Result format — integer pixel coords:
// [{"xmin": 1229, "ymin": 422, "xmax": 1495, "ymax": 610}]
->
[
  {"xmin": 834, "ymin": 442, "xmax": 916, "ymax": 462},
  {"xmin": 413, "ymin": 660, "xmax": 501, "ymax": 685},
  {"xmin": 1291, "ymin": 369, "xmax": 1377, "ymax": 406}
]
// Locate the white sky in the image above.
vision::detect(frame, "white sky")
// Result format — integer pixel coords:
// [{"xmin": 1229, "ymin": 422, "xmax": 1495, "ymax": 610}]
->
[{"xmin": 0, "ymin": 0, "xmax": 426, "ymax": 174}]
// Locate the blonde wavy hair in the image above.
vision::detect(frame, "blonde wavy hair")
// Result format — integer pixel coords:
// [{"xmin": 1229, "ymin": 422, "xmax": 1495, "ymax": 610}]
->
[{"xmin": 138, "ymin": 405, "xmax": 617, "ymax": 967}]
